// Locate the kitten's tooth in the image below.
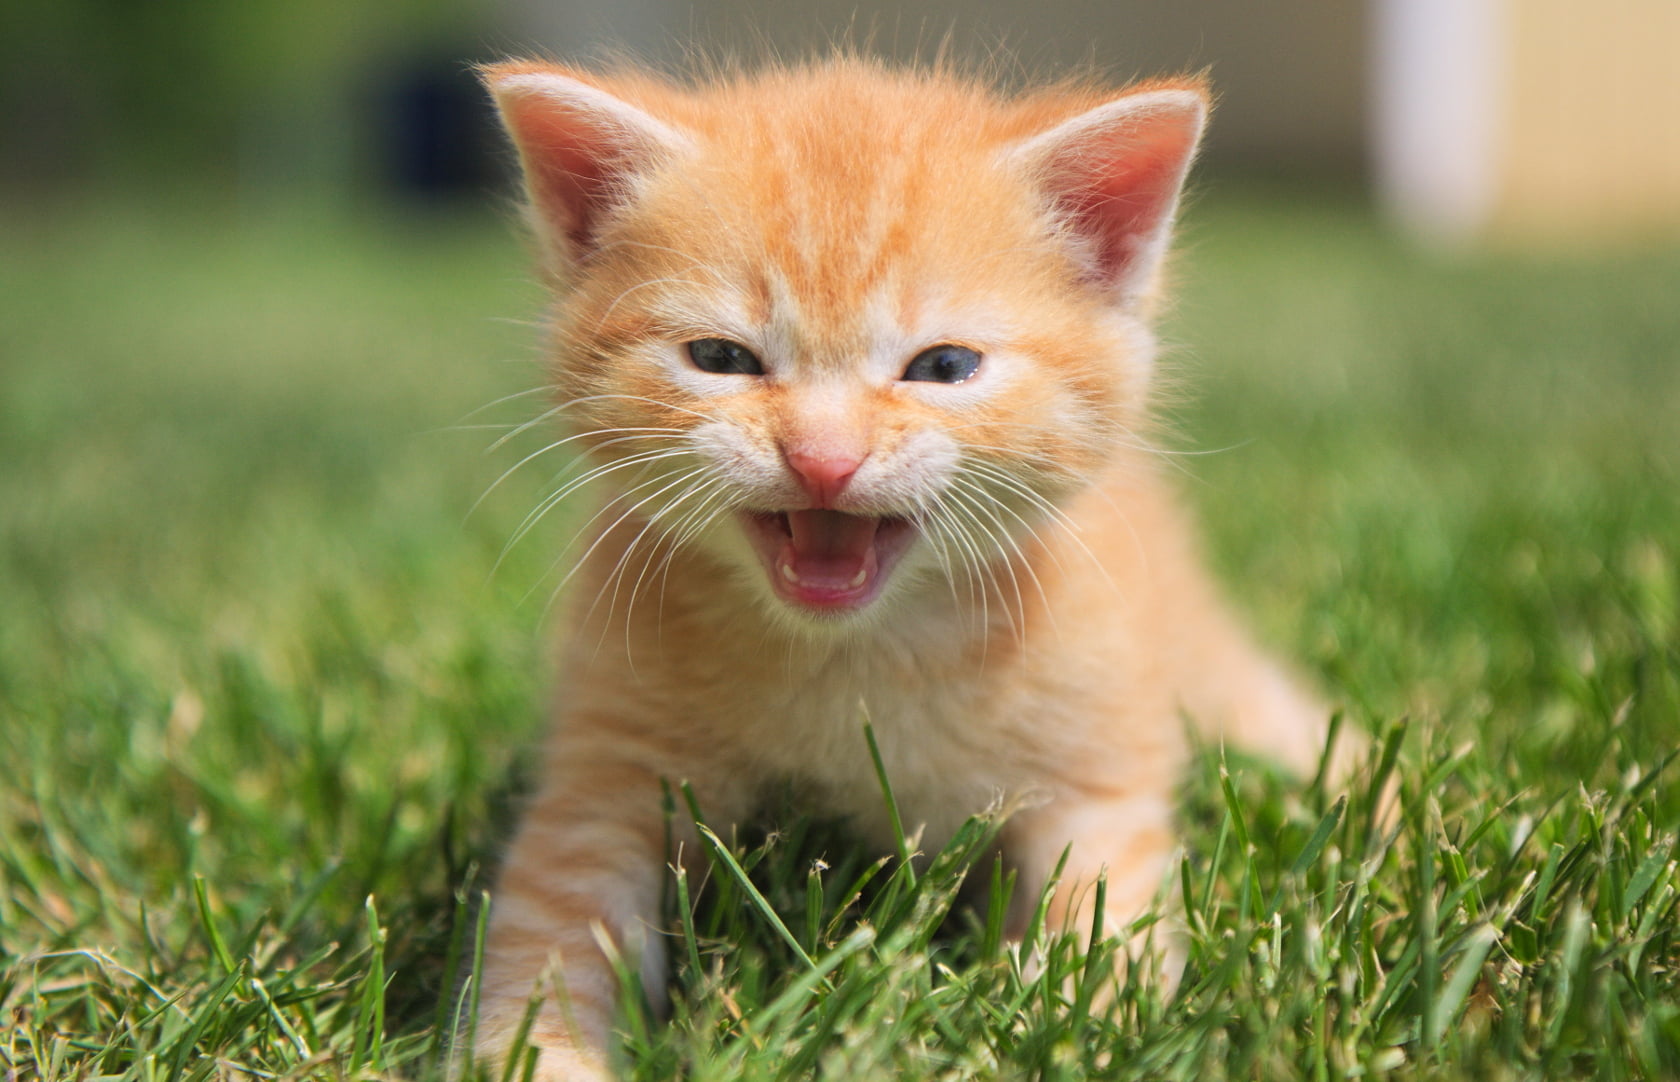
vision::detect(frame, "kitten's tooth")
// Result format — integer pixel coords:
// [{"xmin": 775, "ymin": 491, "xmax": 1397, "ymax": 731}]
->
[
  {"xmin": 780, "ymin": 563, "xmax": 800, "ymax": 584},
  {"xmin": 848, "ymin": 567, "xmax": 868, "ymax": 588}
]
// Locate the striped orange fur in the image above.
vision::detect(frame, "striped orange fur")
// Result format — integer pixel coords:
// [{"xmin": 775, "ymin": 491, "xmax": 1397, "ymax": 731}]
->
[{"xmin": 474, "ymin": 56, "xmax": 1334, "ymax": 1081}]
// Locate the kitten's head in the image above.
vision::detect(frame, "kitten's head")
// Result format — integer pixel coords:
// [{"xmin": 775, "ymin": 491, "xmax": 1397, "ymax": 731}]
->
[{"xmin": 483, "ymin": 58, "xmax": 1205, "ymax": 628}]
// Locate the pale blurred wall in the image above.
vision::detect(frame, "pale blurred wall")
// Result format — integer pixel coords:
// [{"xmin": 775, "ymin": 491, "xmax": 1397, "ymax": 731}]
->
[
  {"xmin": 499, "ymin": 0, "xmax": 1369, "ymax": 174},
  {"xmin": 1498, "ymin": 0, "xmax": 1680, "ymax": 240},
  {"xmin": 1372, "ymin": 0, "xmax": 1680, "ymax": 245}
]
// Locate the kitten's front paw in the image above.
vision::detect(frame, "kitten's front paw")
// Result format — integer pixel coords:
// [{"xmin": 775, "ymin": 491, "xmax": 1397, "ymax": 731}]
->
[
  {"xmin": 472, "ymin": 1042, "xmax": 613, "ymax": 1082},
  {"xmin": 468, "ymin": 1016, "xmax": 616, "ymax": 1082},
  {"xmin": 527, "ymin": 1047, "xmax": 614, "ymax": 1082}
]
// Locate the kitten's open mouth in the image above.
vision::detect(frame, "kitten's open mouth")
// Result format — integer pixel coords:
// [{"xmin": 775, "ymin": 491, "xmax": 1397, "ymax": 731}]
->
[{"xmin": 739, "ymin": 510, "xmax": 915, "ymax": 612}]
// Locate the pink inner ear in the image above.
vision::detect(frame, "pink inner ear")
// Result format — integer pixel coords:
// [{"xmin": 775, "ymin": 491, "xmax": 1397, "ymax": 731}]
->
[
  {"xmin": 1038, "ymin": 102, "xmax": 1203, "ymax": 294},
  {"xmin": 499, "ymin": 94, "xmax": 629, "ymax": 254}
]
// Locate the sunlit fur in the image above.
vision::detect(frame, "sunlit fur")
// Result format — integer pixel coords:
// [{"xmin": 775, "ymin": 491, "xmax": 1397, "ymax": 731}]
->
[{"xmin": 472, "ymin": 57, "xmax": 1334, "ymax": 1081}]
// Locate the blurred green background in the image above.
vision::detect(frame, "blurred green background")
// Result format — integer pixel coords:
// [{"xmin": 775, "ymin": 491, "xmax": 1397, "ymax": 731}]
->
[
  {"xmin": 1, "ymin": 0, "xmax": 1676, "ymax": 892},
  {"xmin": 2, "ymin": 2, "xmax": 1678, "ymax": 1074},
  {"xmin": 0, "ymin": 1, "xmax": 1370, "ymax": 205}
]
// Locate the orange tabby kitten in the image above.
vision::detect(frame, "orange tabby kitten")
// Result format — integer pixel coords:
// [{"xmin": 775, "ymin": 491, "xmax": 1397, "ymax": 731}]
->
[{"xmin": 474, "ymin": 56, "xmax": 1332, "ymax": 1080}]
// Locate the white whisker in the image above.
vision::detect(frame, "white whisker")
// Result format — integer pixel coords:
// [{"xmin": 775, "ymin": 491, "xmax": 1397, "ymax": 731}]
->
[
  {"xmin": 946, "ymin": 474, "xmax": 1056, "ymax": 641},
  {"xmin": 544, "ymin": 464, "xmax": 717, "ymax": 612},
  {"xmin": 556, "ymin": 393, "xmax": 716, "ymax": 424},
  {"xmin": 961, "ymin": 458, "xmax": 1116, "ymax": 593},
  {"xmin": 593, "ymin": 276, "xmax": 714, "ymax": 334},
  {"xmin": 454, "ymin": 385, "xmax": 555, "ymax": 424},
  {"xmin": 918, "ymin": 494, "xmax": 992, "ymax": 637},
  {"xmin": 471, "ymin": 428, "xmax": 685, "ymax": 519},
  {"xmin": 584, "ymin": 470, "xmax": 716, "ymax": 663},
  {"xmin": 609, "ymin": 468, "xmax": 728, "ymax": 632},
  {"xmin": 498, "ymin": 447, "xmax": 694, "ymax": 572},
  {"xmin": 627, "ymin": 475, "xmax": 733, "ymax": 646},
  {"xmin": 487, "ymin": 403, "xmax": 573, "ymax": 453},
  {"xmin": 652, "ymin": 481, "xmax": 736, "ymax": 634},
  {"xmin": 943, "ymin": 482, "xmax": 1028, "ymax": 642}
]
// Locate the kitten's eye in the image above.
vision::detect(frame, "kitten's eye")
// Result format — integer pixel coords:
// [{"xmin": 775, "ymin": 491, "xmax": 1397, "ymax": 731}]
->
[
  {"xmin": 901, "ymin": 344, "xmax": 982, "ymax": 384},
  {"xmin": 687, "ymin": 338, "xmax": 764, "ymax": 376}
]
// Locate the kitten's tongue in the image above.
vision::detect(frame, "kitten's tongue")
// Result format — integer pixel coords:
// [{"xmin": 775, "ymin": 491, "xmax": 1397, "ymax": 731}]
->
[{"xmin": 779, "ymin": 510, "xmax": 879, "ymax": 596}]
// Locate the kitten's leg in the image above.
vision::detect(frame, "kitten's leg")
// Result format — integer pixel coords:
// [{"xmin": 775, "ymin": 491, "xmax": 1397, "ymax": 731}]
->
[
  {"xmin": 1005, "ymin": 788, "xmax": 1184, "ymax": 991},
  {"xmin": 472, "ymin": 740, "xmax": 712, "ymax": 1082},
  {"xmin": 1187, "ymin": 643, "xmax": 1386, "ymax": 813},
  {"xmin": 1161, "ymin": 585, "xmax": 1374, "ymax": 789}
]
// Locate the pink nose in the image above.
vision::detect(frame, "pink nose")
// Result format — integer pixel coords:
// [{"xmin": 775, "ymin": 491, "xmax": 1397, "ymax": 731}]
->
[{"xmin": 784, "ymin": 448, "xmax": 861, "ymax": 507}]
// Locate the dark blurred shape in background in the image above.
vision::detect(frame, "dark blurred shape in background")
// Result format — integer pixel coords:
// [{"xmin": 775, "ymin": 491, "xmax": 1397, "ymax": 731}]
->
[
  {"xmin": 369, "ymin": 51, "xmax": 502, "ymax": 203},
  {"xmin": 1, "ymin": 0, "xmax": 1676, "ymax": 246},
  {"xmin": 0, "ymin": 0, "xmax": 1363, "ymax": 211}
]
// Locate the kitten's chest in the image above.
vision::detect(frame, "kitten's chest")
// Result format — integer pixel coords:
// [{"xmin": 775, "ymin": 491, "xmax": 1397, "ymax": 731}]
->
[{"xmin": 732, "ymin": 643, "xmax": 1043, "ymax": 847}]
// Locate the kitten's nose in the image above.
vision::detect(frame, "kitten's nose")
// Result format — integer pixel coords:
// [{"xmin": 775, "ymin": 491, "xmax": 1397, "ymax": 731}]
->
[{"xmin": 783, "ymin": 448, "xmax": 861, "ymax": 508}]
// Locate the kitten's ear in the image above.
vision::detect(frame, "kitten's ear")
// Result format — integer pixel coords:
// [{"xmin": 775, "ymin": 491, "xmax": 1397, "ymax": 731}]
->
[
  {"xmin": 1008, "ymin": 83, "xmax": 1208, "ymax": 305},
  {"xmin": 481, "ymin": 63, "xmax": 691, "ymax": 268}
]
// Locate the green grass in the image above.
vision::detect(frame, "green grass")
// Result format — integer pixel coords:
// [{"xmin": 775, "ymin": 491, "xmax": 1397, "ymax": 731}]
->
[{"xmin": 2, "ymin": 187, "xmax": 1677, "ymax": 1080}]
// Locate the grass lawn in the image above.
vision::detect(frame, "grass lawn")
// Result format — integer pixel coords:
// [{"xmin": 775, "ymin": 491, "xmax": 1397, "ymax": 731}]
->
[{"xmin": 1, "ymin": 187, "xmax": 1677, "ymax": 1079}]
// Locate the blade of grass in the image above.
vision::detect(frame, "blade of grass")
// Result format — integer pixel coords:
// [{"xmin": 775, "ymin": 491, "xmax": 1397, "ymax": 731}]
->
[
  {"xmin": 695, "ymin": 823, "xmax": 818, "ymax": 973},
  {"xmin": 863, "ymin": 718, "xmax": 916, "ymax": 882}
]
